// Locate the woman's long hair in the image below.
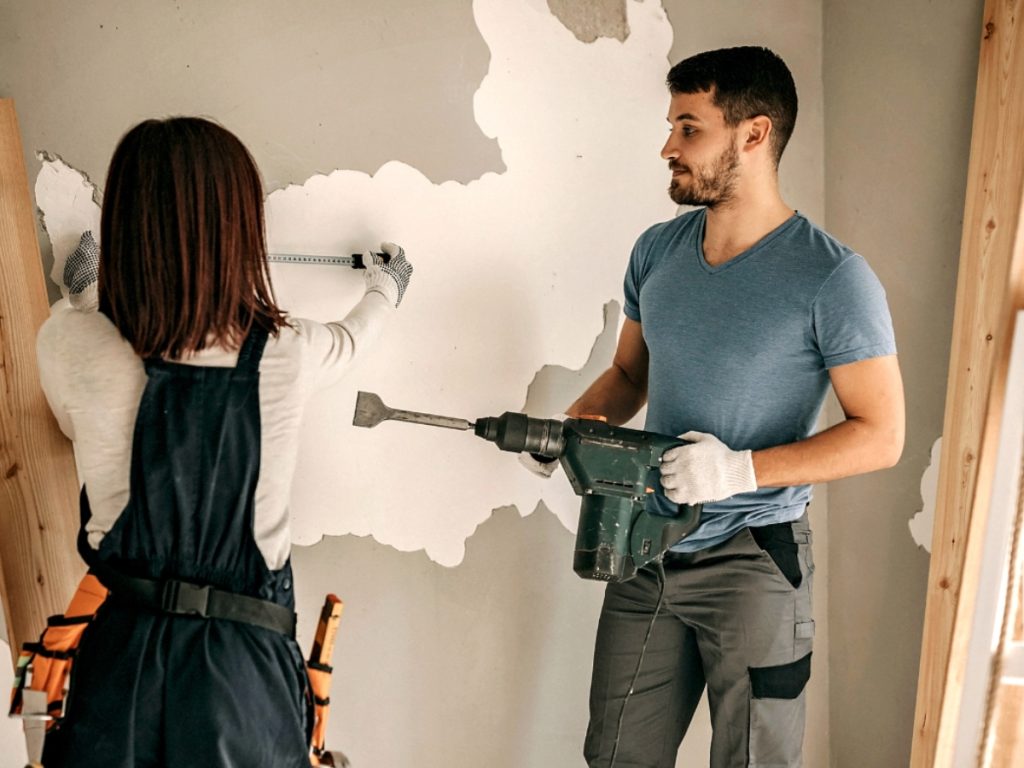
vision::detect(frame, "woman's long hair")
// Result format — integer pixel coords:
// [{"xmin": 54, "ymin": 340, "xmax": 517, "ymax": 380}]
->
[{"xmin": 98, "ymin": 117, "xmax": 287, "ymax": 358}]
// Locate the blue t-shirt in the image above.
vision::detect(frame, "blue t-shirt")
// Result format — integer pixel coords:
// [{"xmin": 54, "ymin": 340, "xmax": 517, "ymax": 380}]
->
[{"xmin": 624, "ymin": 209, "xmax": 896, "ymax": 552}]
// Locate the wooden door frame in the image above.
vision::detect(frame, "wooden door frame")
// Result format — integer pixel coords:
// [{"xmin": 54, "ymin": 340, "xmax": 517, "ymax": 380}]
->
[{"xmin": 910, "ymin": 0, "xmax": 1024, "ymax": 764}]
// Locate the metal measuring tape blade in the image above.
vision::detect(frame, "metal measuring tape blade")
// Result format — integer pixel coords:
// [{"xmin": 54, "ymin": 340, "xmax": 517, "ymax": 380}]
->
[{"xmin": 267, "ymin": 252, "xmax": 387, "ymax": 269}]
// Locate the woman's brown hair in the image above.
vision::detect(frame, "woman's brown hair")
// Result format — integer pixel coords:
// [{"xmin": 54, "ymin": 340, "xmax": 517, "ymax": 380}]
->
[{"xmin": 98, "ymin": 117, "xmax": 287, "ymax": 358}]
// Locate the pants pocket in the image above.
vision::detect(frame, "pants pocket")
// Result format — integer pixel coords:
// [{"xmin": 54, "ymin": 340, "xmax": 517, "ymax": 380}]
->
[{"xmin": 750, "ymin": 523, "xmax": 802, "ymax": 589}]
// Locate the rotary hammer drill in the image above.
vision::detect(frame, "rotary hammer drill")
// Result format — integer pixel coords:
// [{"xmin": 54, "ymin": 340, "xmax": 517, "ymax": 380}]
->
[{"xmin": 353, "ymin": 392, "xmax": 702, "ymax": 582}]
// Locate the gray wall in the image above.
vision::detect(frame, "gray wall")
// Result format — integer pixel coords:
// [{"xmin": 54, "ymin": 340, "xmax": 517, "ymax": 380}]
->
[
  {"xmin": 0, "ymin": 0, "xmax": 502, "ymax": 302},
  {"xmin": 822, "ymin": 0, "xmax": 983, "ymax": 764}
]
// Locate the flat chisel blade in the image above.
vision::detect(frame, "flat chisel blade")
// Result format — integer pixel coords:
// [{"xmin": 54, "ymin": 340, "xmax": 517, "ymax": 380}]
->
[{"xmin": 353, "ymin": 391, "xmax": 473, "ymax": 431}]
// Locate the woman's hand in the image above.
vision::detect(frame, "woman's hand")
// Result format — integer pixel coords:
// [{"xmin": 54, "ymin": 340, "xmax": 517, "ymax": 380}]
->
[
  {"xmin": 363, "ymin": 242, "xmax": 413, "ymax": 308},
  {"xmin": 63, "ymin": 230, "xmax": 100, "ymax": 311}
]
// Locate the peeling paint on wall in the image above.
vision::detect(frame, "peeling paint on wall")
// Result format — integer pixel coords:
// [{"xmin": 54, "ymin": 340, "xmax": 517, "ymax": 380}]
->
[
  {"xmin": 254, "ymin": 0, "xmax": 676, "ymax": 563},
  {"xmin": 522, "ymin": 300, "xmax": 619, "ymax": 416},
  {"xmin": 909, "ymin": 436, "xmax": 941, "ymax": 552},
  {"xmin": 36, "ymin": 0, "xmax": 677, "ymax": 567},
  {"xmin": 547, "ymin": 0, "xmax": 629, "ymax": 43},
  {"xmin": 34, "ymin": 154, "xmax": 102, "ymax": 300}
]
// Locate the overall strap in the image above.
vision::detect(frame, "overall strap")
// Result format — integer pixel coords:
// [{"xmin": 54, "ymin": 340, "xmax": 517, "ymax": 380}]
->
[
  {"xmin": 140, "ymin": 324, "xmax": 270, "ymax": 372},
  {"xmin": 235, "ymin": 323, "xmax": 270, "ymax": 374}
]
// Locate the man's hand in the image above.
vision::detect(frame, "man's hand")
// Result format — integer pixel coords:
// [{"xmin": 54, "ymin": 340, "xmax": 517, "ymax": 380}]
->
[
  {"xmin": 659, "ymin": 431, "xmax": 757, "ymax": 504},
  {"xmin": 363, "ymin": 241, "xmax": 413, "ymax": 307}
]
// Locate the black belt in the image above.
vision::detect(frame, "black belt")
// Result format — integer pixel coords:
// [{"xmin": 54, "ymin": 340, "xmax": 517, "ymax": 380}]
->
[{"xmin": 92, "ymin": 564, "xmax": 296, "ymax": 637}]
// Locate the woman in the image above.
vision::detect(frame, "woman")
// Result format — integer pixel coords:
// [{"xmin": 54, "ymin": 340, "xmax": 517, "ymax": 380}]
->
[{"xmin": 35, "ymin": 116, "xmax": 412, "ymax": 767}]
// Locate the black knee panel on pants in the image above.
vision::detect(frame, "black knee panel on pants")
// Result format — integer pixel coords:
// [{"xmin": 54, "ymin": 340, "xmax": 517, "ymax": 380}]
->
[{"xmin": 749, "ymin": 652, "xmax": 812, "ymax": 700}]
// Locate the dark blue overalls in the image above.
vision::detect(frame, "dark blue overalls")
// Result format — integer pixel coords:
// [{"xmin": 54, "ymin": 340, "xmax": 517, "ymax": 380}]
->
[{"xmin": 43, "ymin": 326, "xmax": 311, "ymax": 767}]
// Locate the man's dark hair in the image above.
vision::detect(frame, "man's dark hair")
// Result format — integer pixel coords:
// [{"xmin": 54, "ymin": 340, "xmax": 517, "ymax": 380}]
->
[{"xmin": 667, "ymin": 46, "xmax": 798, "ymax": 167}]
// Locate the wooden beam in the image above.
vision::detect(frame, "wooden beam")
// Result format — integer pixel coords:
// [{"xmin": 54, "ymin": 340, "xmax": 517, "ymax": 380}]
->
[
  {"xmin": 910, "ymin": 0, "xmax": 1024, "ymax": 764},
  {"xmin": 988, "ymin": 686, "xmax": 1024, "ymax": 768},
  {"xmin": 0, "ymin": 99, "xmax": 83, "ymax": 662}
]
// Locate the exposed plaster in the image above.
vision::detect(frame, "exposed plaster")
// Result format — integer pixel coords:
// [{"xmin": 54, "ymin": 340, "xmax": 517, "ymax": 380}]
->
[
  {"xmin": 34, "ymin": 154, "xmax": 102, "ymax": 300},
  {"xmin": 909, "ymin": 436, "xmax": 941, "ymax": 552},
  {"xmin": 546, "ymin": 0, "xmax": 629, "ymax": 43},
  {"xmin": 522, "ymin": 299, "xmax": 620, "ymax": 416}
]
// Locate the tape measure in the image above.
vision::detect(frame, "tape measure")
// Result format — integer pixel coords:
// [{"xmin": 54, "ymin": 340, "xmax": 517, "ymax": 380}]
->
[{"xmin": 267, "ymin": 252, "xmax": 388, "ymax": 269}]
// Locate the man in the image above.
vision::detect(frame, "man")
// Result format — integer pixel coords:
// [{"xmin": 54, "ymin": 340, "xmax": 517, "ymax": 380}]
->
[{"xmin": 524, "ymin": 47, "xmax": 903, "ymax": 766}]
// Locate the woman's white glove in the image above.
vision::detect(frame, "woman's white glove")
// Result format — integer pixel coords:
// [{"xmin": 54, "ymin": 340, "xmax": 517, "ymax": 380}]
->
[
  {"xmin": 659, "ymin": 431, "xmax": 757, "ymax": 505},
  {"xmin": 64, "ymin": 230, "xmax": 100, "ymax": 311},
  {"xmin": 363, "ymin": 241, "xmax": 413, "ymax": 308},
  {"xmin": 518, "ymin": 413, "xmax": 569, "ymax": 478}
]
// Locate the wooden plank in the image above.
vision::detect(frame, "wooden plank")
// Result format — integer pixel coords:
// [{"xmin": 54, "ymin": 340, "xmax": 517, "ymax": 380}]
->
[
  {"xmin": 910, "ymin": 0, "xmax": 1024, "ymax": 764},
  {"xmin": 988, "ymin": 685, "xmax": 1024, "ymax": 767},
  {"xmin": 0, "ymin": 99, "xmax": 84, "ymax": 662},
  {"xmin": 1015, "ymin": 566, "xmax": 1024, "ymax": 642}
]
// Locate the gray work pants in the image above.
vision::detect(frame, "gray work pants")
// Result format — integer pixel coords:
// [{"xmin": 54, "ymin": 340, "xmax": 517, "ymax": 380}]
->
[{"xmin": 585, "ymin": 514, "xmax": 815, "ymax": 768}]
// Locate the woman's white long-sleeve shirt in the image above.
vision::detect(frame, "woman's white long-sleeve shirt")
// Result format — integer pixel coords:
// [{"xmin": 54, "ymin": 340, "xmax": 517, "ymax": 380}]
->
[{"xmin": 36, "ymin": 293, "xmax": 394, "ymax": 571}]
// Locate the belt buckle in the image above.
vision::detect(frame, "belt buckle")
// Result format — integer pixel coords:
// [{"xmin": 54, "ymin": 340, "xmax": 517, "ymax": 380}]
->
[{"xmin": 161, "ymin": 580, "xmax": 211, "ymax": 617}]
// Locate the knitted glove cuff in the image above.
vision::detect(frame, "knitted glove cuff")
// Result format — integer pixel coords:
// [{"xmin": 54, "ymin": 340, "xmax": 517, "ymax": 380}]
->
[
  {"xmin": 363, "ymin": 266, "xmax": 400, "ymax": 307},
  {"xmin": 722, "ymin": 449, "xmax": 757, "ymax": 496}
]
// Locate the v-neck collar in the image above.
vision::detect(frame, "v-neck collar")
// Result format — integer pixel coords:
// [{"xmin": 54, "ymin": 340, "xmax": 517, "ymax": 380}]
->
[{"xmin": 694, "ymin": 208, "xmax": 801, "ymax": 274}]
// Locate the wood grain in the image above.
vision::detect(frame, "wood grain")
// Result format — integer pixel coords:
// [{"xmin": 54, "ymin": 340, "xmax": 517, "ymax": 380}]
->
[
  {"xmin": 910, "ymin": 0, "xmax": 1024, "ymax": 764},
  {"xmin": 0, "ymin": 99, "xmax": 84, "ymax": 662}
]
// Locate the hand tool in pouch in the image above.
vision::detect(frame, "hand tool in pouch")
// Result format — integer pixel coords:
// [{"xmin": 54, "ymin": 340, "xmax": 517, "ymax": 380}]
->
[
  {"xmin": 307, "ymin": 594, "xmax": 351, "ymax": 767},
  {"xmin": 8, "ymin": 573, "xmax": 109, "ymax": 768}
]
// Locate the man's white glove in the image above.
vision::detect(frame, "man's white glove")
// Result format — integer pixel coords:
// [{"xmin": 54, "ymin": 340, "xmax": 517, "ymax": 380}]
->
[
  {"xmin": 64, "ymin": 230, "xmax": 100, "ymax": 311},
  {"xmin": 518, "ymin": 413, "xmax": 569, "ymax": 479},
  {"xmin": 363, "ymin": 241, "xmax": 413, "ymax": 308},
  {"xmin": 659, "ymin": 431, "xmax": 757, "ymax": 505}
]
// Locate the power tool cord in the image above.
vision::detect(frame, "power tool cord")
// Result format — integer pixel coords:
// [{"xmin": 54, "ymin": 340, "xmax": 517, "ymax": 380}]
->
[{"xmin": 608, "ymin": 559, "xmax": 667, "ymax": 768}]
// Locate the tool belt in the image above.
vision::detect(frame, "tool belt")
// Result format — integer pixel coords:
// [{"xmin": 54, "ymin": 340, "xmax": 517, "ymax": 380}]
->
[
  {"xmin": 92, "ymin": 563, "xmax": 297, "ymax": 636},
  {"xmin": 9, "ymin": 572, "xmax": 344, "ymax": 764}
]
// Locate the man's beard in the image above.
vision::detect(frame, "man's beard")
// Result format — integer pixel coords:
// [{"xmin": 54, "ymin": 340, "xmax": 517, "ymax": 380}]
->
[{"xmin": 668, "ymin": 141, "xmax": 740, "ymax": 207}]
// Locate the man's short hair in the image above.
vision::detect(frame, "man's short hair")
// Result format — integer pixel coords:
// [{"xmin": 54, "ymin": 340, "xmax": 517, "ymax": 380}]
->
[{"xmin": 667, "ymin": 47, "xmax": 798, "ymax": 167}]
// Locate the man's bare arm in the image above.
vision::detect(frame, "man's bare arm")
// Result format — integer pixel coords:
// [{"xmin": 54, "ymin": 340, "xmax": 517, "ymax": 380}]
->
[
  {"xmin": 567, "ymin": 318, "xmax": 649, "ymax": 425},
  {"xmin": 752, "ymin": 355, "xmax": 905, "ymax": 487}
]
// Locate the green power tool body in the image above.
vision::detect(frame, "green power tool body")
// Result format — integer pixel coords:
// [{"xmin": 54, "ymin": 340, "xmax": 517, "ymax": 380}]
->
[{"xmin": 353, "ymin": 392, "xmax": 703, "ymax": 582}]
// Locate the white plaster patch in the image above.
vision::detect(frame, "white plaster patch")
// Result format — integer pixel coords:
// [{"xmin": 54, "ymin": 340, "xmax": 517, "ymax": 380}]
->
[
  {"xmin": 34, "ymin": 0, "xmax": 677, "ymax": 567},
  {"xmin": 910, "ymin": 436, "xmax": 941, "ymax": 552},
  {"xmin": 34, "ymin": 153, "xmax": 102, "ymax": 300}
]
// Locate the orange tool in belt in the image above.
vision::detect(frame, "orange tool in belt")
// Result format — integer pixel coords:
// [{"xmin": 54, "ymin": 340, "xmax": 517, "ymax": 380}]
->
[
  {"xmin": 9, "ymin": 572, "xmax": 108, "ymax": 724},
  {"xmin": 307, "ymin": 593, "xmax": 349, "ymax": 767},
  {"xmin": 8, "ymin": 572, "xmax": 109, "ymax": 767}
]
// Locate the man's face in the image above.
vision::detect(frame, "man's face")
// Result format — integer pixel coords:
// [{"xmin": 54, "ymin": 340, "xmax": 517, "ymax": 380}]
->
[{"xmin": 661, "ymin": 90, "xmax": 741, "ymax": 208}]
